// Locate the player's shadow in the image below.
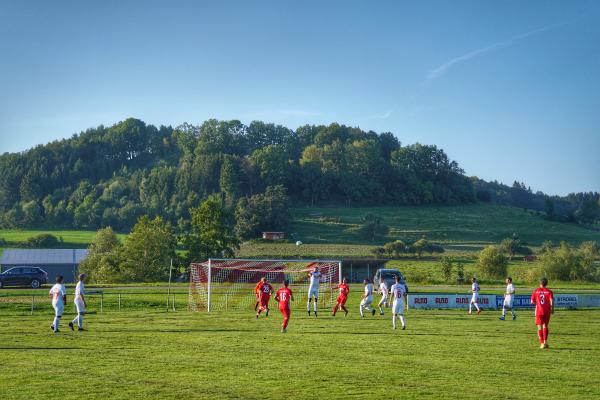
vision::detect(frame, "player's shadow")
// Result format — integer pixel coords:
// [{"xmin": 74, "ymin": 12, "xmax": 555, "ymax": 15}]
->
[
  {"xmin": 0, "ymin": 346, "xmax": 84, "ymax": 350},
  {"xmin": 552, "ymin": 347, "xmax": 595, "ymax": 351}
]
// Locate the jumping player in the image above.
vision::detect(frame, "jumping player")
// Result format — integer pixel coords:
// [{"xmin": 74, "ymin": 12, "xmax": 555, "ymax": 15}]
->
[
  {"xmin": 49, "ymin": 275, "xmax": 66, "ymax": 333},
  {"xmin": 359, "ymin": 279, "xmax": 376, "ymax": 317},
  {"xmin": 390, "ymin": 275, "xmax": 406, "ymax": 330},
  {"xmin": 469, "ymin": 277, "xmax": 481, "ymax": 315},
  {"xmin": 531, "ymin": 277, "xmax": 554, "ymax": 349},
  {"xmin": 254, "ymin": 277, "xmax": 265, "ymax": 311},
  {"xmin": 377, "ymin": 278, "xmax": 389, "ymax": 315},
  {"xmin": 256, "ymin": 278, "xmax": 273, "ymax": 318},
  {"xmin": 69, "ymin": 273, "xmax": 87, "ymax": 331},
  {"xmin": 332, "ymin": 277, "xmax": 350, "ymax": 317},
  {"xmin": 275, "ymin": 280, "xmax": 294, "ymax": 333},
  {"xmin": 499, "ymin": 277, "xmax": 516, "ymax": 321},
  {"xmin": 307, "ymin": 266, "xmax": 321, "ymax": 317}
]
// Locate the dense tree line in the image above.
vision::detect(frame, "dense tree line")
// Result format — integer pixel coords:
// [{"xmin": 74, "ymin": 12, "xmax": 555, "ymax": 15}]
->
[
  {"xmin": 472, "ymin": 178, "xmax": 600, "ymax": 225},
  {"xmin": 0, "ymin": 118, "xmax": 476, "ymax": 231}
]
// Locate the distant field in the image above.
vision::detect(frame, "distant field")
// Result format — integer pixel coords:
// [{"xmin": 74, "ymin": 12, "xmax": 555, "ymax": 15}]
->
[
  {"xmin": 291, "ymin": 204, "xmax": 600, "ymax": 246},
  {"xmin": 0, "ymin": 229, "xmax": 127, "ymax": 246}
]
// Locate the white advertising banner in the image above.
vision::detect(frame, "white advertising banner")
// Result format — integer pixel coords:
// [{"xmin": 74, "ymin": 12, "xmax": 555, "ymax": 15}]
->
[
  {"xmin": 408, "ymin": 293, "xmax": 600, "ymax": 309},
  {"xmin": 407, "ymin": 294, "xmax": 497, "ymax": 309}
]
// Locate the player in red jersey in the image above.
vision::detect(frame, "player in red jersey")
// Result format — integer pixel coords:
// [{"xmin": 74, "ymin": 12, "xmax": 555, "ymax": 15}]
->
[
  {"xmin": 530, "ymin": 277, "xmax": 554, "ymax": 349},
  {"xmin": 275, "ymin": 280, "xmax": 294, "ymax": 333},
  {"xmin": 332, "ymin": 277, "xmax": 350, "ymax": 317},
  {"xmin": 254, "ymin": 277, "xmax": 265, "ymax": 311},
  {"xmin": 256, "ymin": 278, "xmax": 273, "ymax": 318}
]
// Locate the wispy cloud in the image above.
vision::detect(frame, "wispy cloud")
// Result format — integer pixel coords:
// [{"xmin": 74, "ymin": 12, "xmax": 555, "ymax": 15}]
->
[
  {"xmin": 426, "ymin": 20, "xmax": 575, "ymax": 81},
  {"xmin": 365, "ymin": 110, "xmax": 392, "ymax": 120}
]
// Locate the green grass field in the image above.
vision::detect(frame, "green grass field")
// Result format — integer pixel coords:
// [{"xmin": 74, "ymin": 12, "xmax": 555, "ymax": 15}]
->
[
  {"xmin": 1, "ymin": 287, "xmax": 599, "ymax": 400},
  {"xmin": 291, "ymin": 204, "xmax": 600, "ymax": 246}
]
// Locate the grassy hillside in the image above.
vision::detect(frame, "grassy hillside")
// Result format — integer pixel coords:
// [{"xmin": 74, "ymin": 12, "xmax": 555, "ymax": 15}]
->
[
  {"xmin": 290, "ymin": 203, "xmax": 600, "ymax": 246},
  {"xmin": 2, "ymin": 204, "xmax": 599, "ymax": 266}
]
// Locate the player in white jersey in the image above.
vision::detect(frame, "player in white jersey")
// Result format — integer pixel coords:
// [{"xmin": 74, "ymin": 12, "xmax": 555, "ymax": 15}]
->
[
  {"xmin": 307, "ymin": 266, "xmax": 322, "ymax": 317},
  {"xmin": 377, "ymin": 280, "xmax": 388, "ymax": 315},
  {"xmin": 469, "ymin": 277, "xmax": 481, "ymax": 315},
  {"xmin": 69, "ymin": 273, "xmax": 88, "ymax": 331},
  {"xmin": 48, "ymin": 275, "xmax": 66, "ymax": 333},
  {"xmin": 499, "ymin": 277, "xmax": 516, "ymax": 321},
  {"xmin": 359, "ymin": 279, "xmax": 376, "ymax": 317},
  {"xmin": 390, "ymin": 275, "xmax": 406, "ymax": 330}
]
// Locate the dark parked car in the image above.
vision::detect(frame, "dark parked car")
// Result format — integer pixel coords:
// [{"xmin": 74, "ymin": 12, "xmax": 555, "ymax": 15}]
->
[
  {"xmin": 373, "ymin": 268, "xmax": 408, "ymax": 292},
  {"xmin": 0, "ymin": 267, "xmax": 48, "ymax": 288}
]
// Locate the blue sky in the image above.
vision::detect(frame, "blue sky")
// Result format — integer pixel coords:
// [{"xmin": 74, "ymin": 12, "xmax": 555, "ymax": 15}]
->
[{"xmin": 0, "ymin": 1, "xmax": 598, "ymax": 196}]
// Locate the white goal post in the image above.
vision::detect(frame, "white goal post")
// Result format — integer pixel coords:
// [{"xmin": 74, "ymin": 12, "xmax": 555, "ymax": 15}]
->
[{"xmin": 188, "ymin": 258, "xmax": 343, "ymax": 312}]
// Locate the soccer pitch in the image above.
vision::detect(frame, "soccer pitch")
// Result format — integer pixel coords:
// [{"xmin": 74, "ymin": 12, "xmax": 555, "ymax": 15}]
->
[{"xmin": 1, "ymin": 301, "xmax": 599, "ymax": 400}]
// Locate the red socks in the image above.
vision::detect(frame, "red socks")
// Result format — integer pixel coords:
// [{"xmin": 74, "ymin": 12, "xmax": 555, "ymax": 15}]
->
[
  {"xmin": 538, "ymin": 329, "xmax": 543, "ymax": 344},
  {"xmin": 543, "ymin": 327, "xmax": 548, "ymax": 342}
]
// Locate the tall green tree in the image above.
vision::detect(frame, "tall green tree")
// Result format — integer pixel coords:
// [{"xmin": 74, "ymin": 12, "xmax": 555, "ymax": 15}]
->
[
  {"xmin": 185, "ymin": 198, "xmax": 240, "ymax": 262},
  {"xmin": 120, "ymin": 216, "xmax": 177, "ymax": 281},
  {"xmin": 478, "ymin": 245, "xmax": 508, "ymax": 279},
  {"xmin": 78, "ymin": 227, "xmax": 122, "ymax": 283}
]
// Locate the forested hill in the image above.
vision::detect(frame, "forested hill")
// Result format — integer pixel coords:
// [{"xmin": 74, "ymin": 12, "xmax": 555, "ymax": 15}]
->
[{"xmin": 0, "ymin": 118, "xmax": 598, "ymax": 231}]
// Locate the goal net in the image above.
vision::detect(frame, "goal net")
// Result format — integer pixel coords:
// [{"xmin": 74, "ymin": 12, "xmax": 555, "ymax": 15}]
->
[{"xmin": 188, "ymin": 259, "xmax": 342, "ymax": 312}]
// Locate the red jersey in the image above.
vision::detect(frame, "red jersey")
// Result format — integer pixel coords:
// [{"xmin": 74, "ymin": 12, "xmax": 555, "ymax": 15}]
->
[
  {"xmin": 338, "ymin": 283, "xmax": 349, "ymax": 297},
  {"xmin": 261, "ymin": 283, "xmax": 273, "ymax": 295},
  {"xmin": 276, "ymin": 287, "xmax": 293, "ymax": 308},
  {"xmin": 254, "ymin": 281, "xmax": 264, "ymax": 295},
  {"xmin": 531, "ymin": 287, "xmax": 553, "ymax": 316}
]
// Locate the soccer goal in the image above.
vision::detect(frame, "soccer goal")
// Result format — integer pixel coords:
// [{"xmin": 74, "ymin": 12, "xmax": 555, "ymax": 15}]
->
[{"xmin": 188, "ymin": 258, "xmax": 342, "ymax": 312}]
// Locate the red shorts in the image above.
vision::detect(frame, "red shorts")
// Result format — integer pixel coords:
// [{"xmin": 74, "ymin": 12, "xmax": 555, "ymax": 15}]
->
[
  {"xmin": 535, "ymin": 313, "xmax": 551, "ymax": 326},
  {"xmin": 259, "ymin": 294, "xmax": 271, "ymax": 308},
  {"xmin": 279, "ymin": 305, "xmax": 290, "ymax": 317},
  {"xmin": 337, "ymin": 295, "xmax": 348, "ymax": 305}
]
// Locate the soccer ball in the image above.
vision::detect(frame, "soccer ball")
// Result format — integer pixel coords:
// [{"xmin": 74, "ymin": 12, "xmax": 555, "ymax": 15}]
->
[{"xmin": 296, "ymin": 241, "xmax": 302, "ymax": 246}]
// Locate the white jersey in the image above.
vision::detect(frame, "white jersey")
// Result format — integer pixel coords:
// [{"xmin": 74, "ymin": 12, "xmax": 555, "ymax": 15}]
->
[
  {"xmin": 308, "ymin": 271, "xmax": 322, "ymax": 288},
  {"xmin": 49, "ymin": 283, "xmax": 66, "ymax": 306},
  {"xmin": 75, "ymin": 281, "xmax": 85, "ymax": 299},
  {"xmin": 378, "ymin": 282, "xmax": 388, "ymax": 298},
  {"xmin": 471, "ymin": 282, "xmax": 480, "ymax": 294},
  {"xmin": 390, "ymin": 283, "xmax": 406, "ymax": 301},
  {"xmin": 364, "ymin": 283, "xmax": 373, "ymax": 297},
  {"xmin": 504, "ymin": 283, "xmax": 515, "ymax": 302}
]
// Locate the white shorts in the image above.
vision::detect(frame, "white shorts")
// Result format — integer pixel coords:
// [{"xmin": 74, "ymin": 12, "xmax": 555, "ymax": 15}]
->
[
  {"xmin": 360, "ymin": 296, "xmax": 373, "ymax": 308},
  {"xmin": 52, "ymin": 302, "xmax": 64, "ymax": 317},
  {"xmin": 392, "ymin": 300, "xmax": 404, "ymax": 315},
  {"xmin": 503, "ymin": 297, "xmax": 513, "ymax": 308},
  {"xmin": 75, "ymin": 298, "xmax": 86, "ymax": 314},
  {"xmin": 379, "ymin": 296, "xmax": 388, "ymax": 305},
  {"xmin": 308, "ymin": 286, "xmax": 319, "ymax": 298},
  {"xmin": 471, "ymin": 294, "xmax": 479, "ymax": 303}
]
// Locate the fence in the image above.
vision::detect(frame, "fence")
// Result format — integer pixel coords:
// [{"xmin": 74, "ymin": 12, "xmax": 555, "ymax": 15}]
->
[{"xmin": 0, "ymin": 289, "xmax": 189, "ymax": 315}]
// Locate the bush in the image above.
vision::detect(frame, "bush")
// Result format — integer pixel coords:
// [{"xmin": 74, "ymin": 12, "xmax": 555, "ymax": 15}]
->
[
  {"xmin": 456, "ymin": 263, "xmax": 465, "ymax": 284},
  {"xmin": 24, "ymin": 233, "xmax": 60, "ymax": 248},
  {"xmin": 540, "ymin": 241, "xmax": 599, "ymax": 282},
  {"xmin": 383, "ymin": 240, "xmax": 406, "ymax": 258},
  {"xmin": 440, "ymin": 256, "xmax": 453, "ymax": 282},
  {"xmin": 371, "ymin": 247, "xmax": 387, "ymax": 258},
  {"xmin": 478, "ymin": 245, "xmax": 508, "ymax": 279}
]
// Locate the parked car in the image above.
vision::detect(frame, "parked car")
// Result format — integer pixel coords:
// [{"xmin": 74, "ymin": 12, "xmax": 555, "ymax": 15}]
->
[
  {"xmin": 0, "ymin": 267, "xmax": 48, "ymax": 288},
  {"xmin": 373, "ymin": 268, "xmax": 407, "ymax": 292}
]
